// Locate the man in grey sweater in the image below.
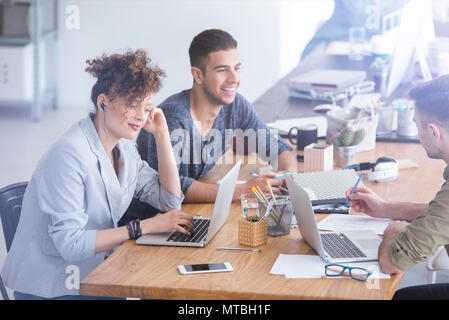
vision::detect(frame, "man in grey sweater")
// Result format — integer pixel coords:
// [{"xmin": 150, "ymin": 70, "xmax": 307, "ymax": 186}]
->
[{"xmin": 136, "ymin": 29, "xmax": 297, "ymax": 204}]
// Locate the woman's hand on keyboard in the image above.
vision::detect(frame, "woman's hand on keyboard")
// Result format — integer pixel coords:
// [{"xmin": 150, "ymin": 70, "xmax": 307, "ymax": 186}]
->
[{"xmin": 142, "ymin": 210, "xmax": 195, "ymax": 235}]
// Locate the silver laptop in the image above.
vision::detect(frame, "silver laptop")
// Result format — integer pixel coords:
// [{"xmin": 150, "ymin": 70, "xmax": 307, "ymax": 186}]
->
[
  {"xmin": 285, "ymin": 175, "xmax": 381, "ymax": 263},
  {"xmin": 136, "ymin": 160, "xmax": 241, "ymax": 247}
]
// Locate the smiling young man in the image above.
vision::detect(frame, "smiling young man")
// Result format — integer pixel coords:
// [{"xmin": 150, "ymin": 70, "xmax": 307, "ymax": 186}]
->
[
  {"xmin": 135, "ymin": 29, "xmax": 296, "ymax": 205},
  {"xmin": 346, "ymin": 75, "xmax": 449, "ymax": 299}
]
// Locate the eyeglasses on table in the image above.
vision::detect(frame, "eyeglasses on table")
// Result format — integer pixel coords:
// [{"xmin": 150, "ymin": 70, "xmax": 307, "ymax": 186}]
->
[{"xmin": 324, "ymin": 263, "xmax": 372, "ymax": 281}]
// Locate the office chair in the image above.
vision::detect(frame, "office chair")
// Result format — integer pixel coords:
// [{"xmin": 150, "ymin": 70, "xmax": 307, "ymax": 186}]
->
[
  {"xmin": 0, "ymin": 182, "xmax": 28, "ymax": 300},
  {"xmin": 426, "ymin": 246, "xmax": 449, "ymax": 284}
]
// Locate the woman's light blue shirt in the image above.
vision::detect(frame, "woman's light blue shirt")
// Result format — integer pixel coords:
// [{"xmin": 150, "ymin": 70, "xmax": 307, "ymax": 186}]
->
[{"xmin": 1, "ymin": 115, "xmax": 183, "ymax": 298}]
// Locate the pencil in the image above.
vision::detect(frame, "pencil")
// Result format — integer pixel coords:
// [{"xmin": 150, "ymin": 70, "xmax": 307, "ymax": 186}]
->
[
  {"xmin": 265, "ymin": 179, "xmax": 280, "ymax": 219},
  {"xmin": 251, "ymin": 186, "xmax": 268, "ymax": 204},
  {"xmin": 249, "ymin": 186, "xmax": 263, "ymax": 202},
  {"xmin": 265, "ymin": 180, "xmax": 290, "ymax": 231},
  {"xmin": 266, "ymin": 179, "xmax": 278, "ymax": 206},
  {"xmin": 345, "ymin": 174, "xmax": 363, "ymax": 207},
  {"xmin": 260, "ymin": 199, "xmax": 274, "ymax": 221},
  {"xmin": 249, "ymin": 186, "xmax": 266, "ymax": 219},
  {"xmin": 264, "ymin": 180, "xmax": 287, "ymax": 228},
  {"xmin": 217, "ymin": 247, "xmax": 262, "ymax": 252},
  {"xmin": 256, "ymin": 186, "xmax": 269, "ymax": 203},
  {"xmin": 251, "ymin": 185, "xmax": 276, "ymax": 222},
  {"xmin": 257, "ymin": 185, "xmax": 280, "ymax": 219}
]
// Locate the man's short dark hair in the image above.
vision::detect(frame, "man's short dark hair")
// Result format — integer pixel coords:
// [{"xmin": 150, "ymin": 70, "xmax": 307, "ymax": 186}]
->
[
  {"xmin": 409, "ymin": 75, "xmax": 449, "ymax": 128},
  {"xmin": 189, "ymin": 29, "xmax": 237, "ymax": 73}
]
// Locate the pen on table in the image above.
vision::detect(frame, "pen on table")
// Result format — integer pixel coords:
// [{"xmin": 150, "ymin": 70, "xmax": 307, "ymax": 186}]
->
[
  {"xmin": 217, "ymin": 247, "xmax": 262, "ymax": 252},
  {"xmin": 344, "ymin": 174, "xmax": 363, "ymax": 207},
  {"xmin": 274, "ymin": 172, "xmax": 293, "ymax": 179}
]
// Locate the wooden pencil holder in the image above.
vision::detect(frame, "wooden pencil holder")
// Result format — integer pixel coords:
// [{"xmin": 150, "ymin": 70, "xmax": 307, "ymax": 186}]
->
[{"xmin": 238, "ymin": 218, "xmax": 268, "ymax": 247}]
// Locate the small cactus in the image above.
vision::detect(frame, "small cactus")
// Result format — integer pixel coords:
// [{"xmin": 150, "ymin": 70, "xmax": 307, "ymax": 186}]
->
[
  {"xmin": 352, "ymin": 129, "xmax": 366, "ymax": 146},
  {"xmin": 340, "ymin": 128, "xmax": 355, "ymax": 146},
  {"xmin": 332, "ymin": 126, "xmax": 365, "ymax": 147},
  {"xmin": 332, "ymin": 136, "xmax": 342, "ymax": 147}
]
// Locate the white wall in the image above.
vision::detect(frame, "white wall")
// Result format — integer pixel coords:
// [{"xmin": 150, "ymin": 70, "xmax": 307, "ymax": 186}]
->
[
  {"xmin": 57, "ymin": 0, "xmax": 333, "ymax": 109},
  {"xmin": 280, "ymin": 0, "xmax": 333, "ymax": 77}
]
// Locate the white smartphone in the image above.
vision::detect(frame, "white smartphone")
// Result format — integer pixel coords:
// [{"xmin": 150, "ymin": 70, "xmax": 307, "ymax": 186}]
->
[{"xmin": 177, "ymin": 262, "xmax": 233, "ymax": 275}]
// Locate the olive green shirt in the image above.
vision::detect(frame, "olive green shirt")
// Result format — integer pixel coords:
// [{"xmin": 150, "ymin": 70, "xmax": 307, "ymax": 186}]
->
[{"xmin": 388, "ymin": 165, "xmax": 449, "ymax": 272}]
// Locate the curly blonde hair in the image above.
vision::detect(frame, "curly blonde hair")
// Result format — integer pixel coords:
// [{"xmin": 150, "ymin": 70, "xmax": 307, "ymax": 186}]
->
[{"xmin": 85, "ymin": 49, "xmax": 166, "ymax": 111}]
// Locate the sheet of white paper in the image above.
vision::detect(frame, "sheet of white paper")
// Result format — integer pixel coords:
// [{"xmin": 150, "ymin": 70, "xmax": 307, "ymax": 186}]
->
[
  {"xmin": 270, "ymin": 254, "xmax": 390, "ymax": 279},
  {"xmin": 317, "ymin": 214, "xmax": 393, "ymax": 235},
  {"xmin": 270, "ymin": 254, "xmax": 324, "ymax": 277}
]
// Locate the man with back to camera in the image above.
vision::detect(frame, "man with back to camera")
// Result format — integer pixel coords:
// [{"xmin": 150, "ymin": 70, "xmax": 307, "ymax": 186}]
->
[
  {"xmin": 346, "ymin": 75, "xmax": 449, "ymax": 299},
  {"xmin": 134, "ymin": 29, "xmax": 297, "ymax": 206}
]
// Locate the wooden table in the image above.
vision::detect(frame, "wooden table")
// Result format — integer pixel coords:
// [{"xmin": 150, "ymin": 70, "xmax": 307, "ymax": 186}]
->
[{"xmin": 80, "ymin": 142, "xmax": 445, "ymax": 300}]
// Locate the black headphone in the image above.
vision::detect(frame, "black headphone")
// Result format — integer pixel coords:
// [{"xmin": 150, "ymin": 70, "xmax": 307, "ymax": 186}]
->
[
  {"xmin": 100, "ymin": 102, "xmax": 106, "ymax": 111},
  {"xmin": 344, "ymin": 157, "xmax": 399, "ymax": 182}
]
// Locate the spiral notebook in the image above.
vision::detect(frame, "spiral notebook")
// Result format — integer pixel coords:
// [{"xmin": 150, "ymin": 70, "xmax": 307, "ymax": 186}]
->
[{"xmin": 291, "ymin": 169, "xmax": 363, "ymax": 206}]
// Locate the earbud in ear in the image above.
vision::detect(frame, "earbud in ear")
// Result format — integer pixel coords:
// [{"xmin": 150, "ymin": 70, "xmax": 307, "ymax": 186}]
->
[{"xmin": 101, "ymin": 103, "xmax": 106, "ymax": 111}]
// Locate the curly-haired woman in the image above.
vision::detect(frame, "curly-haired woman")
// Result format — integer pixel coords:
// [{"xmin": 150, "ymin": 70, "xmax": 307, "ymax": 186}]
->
[{"xmin": 1, "ymin": 49, "xmax": 194, "ymax": 300}]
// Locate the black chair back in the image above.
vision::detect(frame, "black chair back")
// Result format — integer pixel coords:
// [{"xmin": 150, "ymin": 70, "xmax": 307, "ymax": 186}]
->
[
  {"xmin": 0, "ymin": 182, "xmax": 28, "ymax": 300},
  {"xmin": 0, "ymin": 182, "xmax": 28, "ymax": 252}
]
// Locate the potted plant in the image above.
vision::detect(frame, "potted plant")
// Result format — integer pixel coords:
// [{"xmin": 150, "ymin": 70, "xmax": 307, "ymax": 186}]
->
[{"xmin": 331, "ymin": 126, "xmax": 366, "ymax": 168}]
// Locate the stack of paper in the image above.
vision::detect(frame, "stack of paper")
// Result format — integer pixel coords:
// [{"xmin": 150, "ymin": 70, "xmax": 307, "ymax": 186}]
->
[
  {"xmin": 270, "ymin": 254, "xmax": 390, "ymax": 279},
  {"xmin": 317, "ymin": 214, "xmax": 393, "ymax": 235}
]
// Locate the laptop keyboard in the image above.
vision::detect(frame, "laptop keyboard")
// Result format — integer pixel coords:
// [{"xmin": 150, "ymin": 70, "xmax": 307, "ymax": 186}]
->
[
  {"xmin": 167, "ymin": 218, "xmax": 210, "ymax": 243},
  {"xmin": 320, "ymin": 233, "xmax": 366, "ymax": 259}
]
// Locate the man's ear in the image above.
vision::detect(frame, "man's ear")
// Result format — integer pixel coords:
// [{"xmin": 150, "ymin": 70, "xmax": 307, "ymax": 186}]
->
[
  {"xmin": 191, "ymin": 66, "xmax": 204, "ymax": 85},
  {"xmin": 428, "ymin": 123, "xmax": 442, "ymax": 141}
]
